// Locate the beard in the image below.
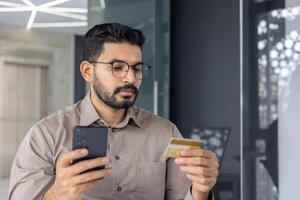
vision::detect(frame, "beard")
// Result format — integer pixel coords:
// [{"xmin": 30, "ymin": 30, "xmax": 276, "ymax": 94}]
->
[{"xmin": 92, "ymin": 71, "xmax": 139, "ymax": 109}]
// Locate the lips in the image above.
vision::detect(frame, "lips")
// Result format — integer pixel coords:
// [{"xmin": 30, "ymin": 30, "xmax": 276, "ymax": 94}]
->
[
  {"xmin": 119, "ymin": 89, "xmax": 134, "ymax": 93},
  {"xmin": 118, "ymin": 90, "xmax": 134, "ymax": 96},
  {"xmin": 114, "ymin": 84, "xmax": 138, "ymax": 96}
]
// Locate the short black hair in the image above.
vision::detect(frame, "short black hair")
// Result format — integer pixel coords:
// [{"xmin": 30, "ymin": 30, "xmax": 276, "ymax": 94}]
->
[{"xmin": 83, "ymin": 23, "xmax": 145, "ymax": 62}]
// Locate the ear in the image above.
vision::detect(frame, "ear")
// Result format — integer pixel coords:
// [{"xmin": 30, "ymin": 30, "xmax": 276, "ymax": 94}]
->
[{"xmin": 80, "ymin": 60, "xmax": 94, "ymax": 83}]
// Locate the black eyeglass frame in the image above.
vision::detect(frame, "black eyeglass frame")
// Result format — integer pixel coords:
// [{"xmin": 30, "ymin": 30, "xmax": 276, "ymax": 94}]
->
[{"xmin": 89, "ymin": 60, "xmax": 152, "ymax": 80}]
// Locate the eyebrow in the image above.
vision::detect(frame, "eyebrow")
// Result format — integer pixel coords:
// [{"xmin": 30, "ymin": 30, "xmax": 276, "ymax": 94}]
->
[{"xmin": 108, "ymin": 58, "xmax": 143, "ymax": 65}]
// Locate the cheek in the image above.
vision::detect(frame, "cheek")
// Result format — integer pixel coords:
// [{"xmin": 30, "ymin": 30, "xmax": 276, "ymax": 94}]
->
[
  {"xmin": 96, "ymin": 72, "xmax": 118, "ymax": 92},
  {"xmin": 135, "ymin": 81, "xmax": 142, "ymax": 89}
]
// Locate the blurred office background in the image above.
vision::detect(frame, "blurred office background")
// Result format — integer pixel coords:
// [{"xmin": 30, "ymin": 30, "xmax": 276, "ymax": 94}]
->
[{"xmin": 0, "ymin": 0, "xmax": 299, "ymax": 200}]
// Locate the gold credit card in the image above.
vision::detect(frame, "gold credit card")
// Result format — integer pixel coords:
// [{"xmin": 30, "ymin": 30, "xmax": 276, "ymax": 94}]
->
[{"xmin": 163, "ymin": 137, "xmax": 202, "ymax": 158}]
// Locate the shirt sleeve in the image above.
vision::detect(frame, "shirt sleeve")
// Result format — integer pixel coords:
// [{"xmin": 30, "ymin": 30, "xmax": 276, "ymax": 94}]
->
[
  {"xmin": 8, "ymin": 124, "xmax": 55, "ymax": 200},
  {"xmin": 184, "ymin": 188, "xmax": 215, "ymax": 200}
]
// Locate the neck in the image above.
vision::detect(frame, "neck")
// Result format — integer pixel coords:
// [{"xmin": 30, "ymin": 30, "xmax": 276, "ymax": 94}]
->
[{"xmin": 90, "ymin": 91, "xmax": 126, "ymax": 126}]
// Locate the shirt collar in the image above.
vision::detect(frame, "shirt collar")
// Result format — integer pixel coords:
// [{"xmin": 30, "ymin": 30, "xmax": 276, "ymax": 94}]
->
[
  {"xmin": 124, "ymin": 106, "xmax": 143, "ymax": 128},
  {"xmin": 79, "ymin": 92, "xmax": 101, "ymax": 126},
  {"xmin": 79, "ymin": 92, "xmax": 142, "ymax": 128}
]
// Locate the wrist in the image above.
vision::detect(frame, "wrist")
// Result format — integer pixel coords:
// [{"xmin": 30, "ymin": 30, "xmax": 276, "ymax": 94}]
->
[
  {"xmin": 43, "ymin": 185, "xmax": 59, "ymax": 200},
  {"xmin": 191, "ymin": 186, "xmax": 209, "ymax": 200}
]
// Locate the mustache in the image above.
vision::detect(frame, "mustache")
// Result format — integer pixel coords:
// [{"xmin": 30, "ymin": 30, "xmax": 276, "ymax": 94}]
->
[{"xmin": 114, "ymin": 84, "xmax": 138, "ymax": 95}]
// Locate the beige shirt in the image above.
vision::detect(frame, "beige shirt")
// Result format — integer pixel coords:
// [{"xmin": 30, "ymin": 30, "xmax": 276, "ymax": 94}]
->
[{"xmin": 9, "ymin": 93, "xmax": 210, "ymax": 200}]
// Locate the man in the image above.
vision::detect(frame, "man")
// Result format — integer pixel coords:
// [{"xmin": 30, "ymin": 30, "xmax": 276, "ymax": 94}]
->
[{"xmin": 9, "ymin": 23, "xmax": 219, "ymax": 200}]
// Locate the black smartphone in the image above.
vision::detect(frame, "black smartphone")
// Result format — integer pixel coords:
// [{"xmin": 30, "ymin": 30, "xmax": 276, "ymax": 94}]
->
[{"xmin": 72, "ymin": 126, "xmax": 108, "ymax": 172}]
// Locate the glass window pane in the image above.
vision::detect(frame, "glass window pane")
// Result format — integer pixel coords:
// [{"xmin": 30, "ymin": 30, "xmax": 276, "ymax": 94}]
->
[{"xmin": 242, "ymin": 1, "xmax": 300, "ymax": 199}]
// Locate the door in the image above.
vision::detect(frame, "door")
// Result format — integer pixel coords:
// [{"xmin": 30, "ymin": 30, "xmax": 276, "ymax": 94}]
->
[{"xmin": 0, "ymin": 60, "xmax": 48, "ymax": 198}]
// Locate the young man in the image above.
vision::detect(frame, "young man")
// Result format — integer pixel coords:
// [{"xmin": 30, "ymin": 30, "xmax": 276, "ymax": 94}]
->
[{"xmin": 9, "ymin": 23, "xmax": 218, "ymax": 200}]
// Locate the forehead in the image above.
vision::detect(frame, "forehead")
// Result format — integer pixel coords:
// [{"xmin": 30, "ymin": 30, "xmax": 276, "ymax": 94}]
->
[{"xmin": 99, "ymin": 42, "xmax": 142, "ymax": 62}]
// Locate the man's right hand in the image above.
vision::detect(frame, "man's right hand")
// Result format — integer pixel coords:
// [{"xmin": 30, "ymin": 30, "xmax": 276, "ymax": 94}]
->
[{"xmin": 43, "ymin": 149, "xmax": 112, "ymax": 200}]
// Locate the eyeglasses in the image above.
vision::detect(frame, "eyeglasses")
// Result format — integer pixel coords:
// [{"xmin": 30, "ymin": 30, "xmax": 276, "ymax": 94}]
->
[{"xmin": 89, "ymin": 60, "xmax": 152, "ymax": 80}]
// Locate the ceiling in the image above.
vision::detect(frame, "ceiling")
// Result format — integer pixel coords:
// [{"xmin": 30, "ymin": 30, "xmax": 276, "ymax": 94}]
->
[{"xmin": 0, "ymin": 0, "xmax": 88, "ymax": 35}]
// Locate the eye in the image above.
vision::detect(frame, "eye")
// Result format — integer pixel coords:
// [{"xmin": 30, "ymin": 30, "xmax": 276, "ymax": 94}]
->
[
  {"xmin": 134, "ymin": 64, "xmax": 143, "ymax": 72},
  {"xmin": 112, "ymin": 62, "xmax": 126, "ymax": 71}
]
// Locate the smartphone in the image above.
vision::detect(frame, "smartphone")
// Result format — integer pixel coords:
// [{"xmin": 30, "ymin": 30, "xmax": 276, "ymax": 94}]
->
[{"xmin": 72, "ymin": 126, "xmax": 108, "ymax": 172}]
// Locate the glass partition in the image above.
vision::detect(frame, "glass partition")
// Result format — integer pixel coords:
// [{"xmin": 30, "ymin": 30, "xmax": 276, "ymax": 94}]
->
[
  {"xmin": 88, "ymin": 0, "xmax": 170, "ymax": 118},
  {"xmin": 242, "ymin": 0, "xmax": 300, "ymax": 199}
]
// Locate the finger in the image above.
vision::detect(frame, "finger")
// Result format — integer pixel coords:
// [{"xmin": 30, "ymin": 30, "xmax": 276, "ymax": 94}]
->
[
  {"xmin": 180, "ymin": 166, "xmax": 219, "ymax": 177},
  {"xmin": 175, "ymin": 157, "xmax": 219, "ymax": 168},
  {"xmin": 70, "ymin": 157, "xmax": 110, "ymax": 175},
  {"xmin": 181, "ymin": 149, "xmax": 217, "ymax": 160},
  {"xmin": 57, "ymin": 149, "xmax": 88, "ymax": 168},
  {"xmin": 186, "ymin": 173, "xmax": 216, "ymax": 187},
  {"xmin": 72, "ymin": 168, "xmax": 112, "ymax": 185}
]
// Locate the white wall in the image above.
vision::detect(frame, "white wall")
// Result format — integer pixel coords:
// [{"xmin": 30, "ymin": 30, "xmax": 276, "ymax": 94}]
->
[
  {"xmin": 0, "ymin": 24, "xmax": 74, "ymax": 113},
  {"xmin": 278, "ymin": 67, "xmax": 300, "ymax": 200},
  {"xmin": 278, "ymin": 8, "xmax": 300, "ymax": 199}
]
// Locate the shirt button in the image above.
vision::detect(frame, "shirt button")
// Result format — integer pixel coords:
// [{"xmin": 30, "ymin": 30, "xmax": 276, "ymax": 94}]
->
[
  {"xmin": 115, "ymin": 155, "xmax": 120, "ymax": 160},
  {"xmin": 117, "ymin": 186, "xmax": 122, "ymax": 192}
]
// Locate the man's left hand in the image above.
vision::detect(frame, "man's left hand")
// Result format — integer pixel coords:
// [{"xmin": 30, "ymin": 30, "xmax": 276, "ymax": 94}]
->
[{"xmin": 174, "ymin": 148, "xmax": 219, "ymax": 200}]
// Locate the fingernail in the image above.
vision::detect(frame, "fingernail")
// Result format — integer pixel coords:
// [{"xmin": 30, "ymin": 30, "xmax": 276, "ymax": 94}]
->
[
  {"xmin": 180, "ymin": 166, "xmax": 185, "ymax": 171},
  {"xmin": 181, "ymin": 150, "xmax": 189, "ymax": 156},
  {"xmin": 81, "ymin": 149, "xmax": 88, "ymax": 154},
  {"xmin": 174, "ymin": 158, "xmax": 181, "ymax": 164},
  {"xmin": 107, "ymin": 168, "xmax": 112, "ymax": 173}
]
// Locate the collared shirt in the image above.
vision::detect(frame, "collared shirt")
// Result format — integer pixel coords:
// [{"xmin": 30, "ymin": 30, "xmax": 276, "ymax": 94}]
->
[{"xmin": 9, "ymin": 93, "xmax": 213, "ymax": 200}]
